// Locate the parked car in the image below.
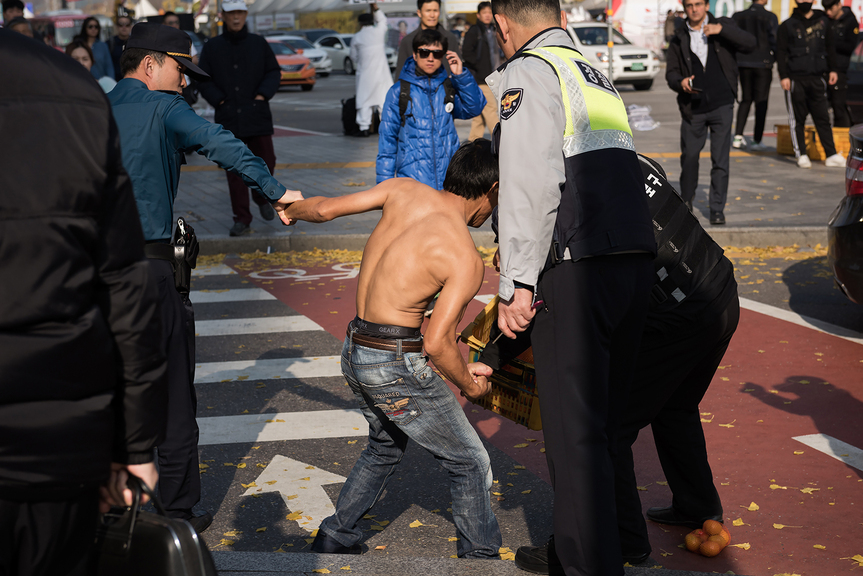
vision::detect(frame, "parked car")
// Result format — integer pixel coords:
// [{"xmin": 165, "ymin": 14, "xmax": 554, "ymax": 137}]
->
[
  {"xmin": 564, "ymin": 23, "xmax": 660, "ymax": 91},
  {"xmin": 266, "ymin": 39, "xmax": 316, "ymax": 91},
  {"xmin": 827, "ymin": 124, "xmax": 863, "ymax": 304},
  {"xmin": 267, "ymin": 34, "xmax": 333, "ymax": 76},
  {"xmin": 313, "ymin": 33, "xmax": 397, "ymax": 74},
  {"xmin": 294, "ymin": 28, "xmax": 338, "ymax": 44},
  {"xmin": 846, "ymin": 39, "xmax": 863, "ymax": 124}
]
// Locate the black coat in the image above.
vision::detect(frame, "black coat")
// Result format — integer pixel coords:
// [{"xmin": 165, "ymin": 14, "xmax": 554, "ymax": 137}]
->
[
  {"xmin": 777, "ymin": 9, "xmax": 836, "ymax": 78},
  {"xmin": 0, "ymin": 29, "xmax": 167, "ymax": 500},
  {"xmin": 462, "ymin": 21, "xmax": 495, "ymax": 84},
  {"xmin": 829, "ymin": 6, "xmax": 859, "ymax": 73},
  {"xmin": 198, "ymin": 25, "xmax": 281, "ymax": 139},
  {"xmin": 732, "ymin": 3, "xmax": 779, "ymax": 68},
  {"xmin": 666, "ymin": 13, "xmax": 756, "ymax": 120}
]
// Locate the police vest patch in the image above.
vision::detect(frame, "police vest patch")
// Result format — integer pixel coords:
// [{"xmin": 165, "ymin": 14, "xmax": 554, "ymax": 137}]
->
[
  {"xmin": 572, "ymin": 60, "xmax": 619, "ymax": 98},
  {"xmin": 499, "ymin": 88, "xmax": 523, "ymax": 120}
]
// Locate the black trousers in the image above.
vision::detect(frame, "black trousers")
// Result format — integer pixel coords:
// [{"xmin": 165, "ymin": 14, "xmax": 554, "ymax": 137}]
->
[
  {"xmin": 679, "ymin": 103, "xmax": 733, "ymax": 214},
  {"xmin": 735, "ymin": 67, "xmax": 772, "ymax": 142},
  {"xmin": 784, "ymin": 75, "xmax": 836, "ymax": 158},
  {"xmin": 613, "ymin": 290, "xmax": 740, "ymax": 556},
  {"xmin": 0, "ymin": 489, "xmax": 99, "ymax": 576},
  {"xmin": 829, "ymin": 71, "xmax": 851, "ymax": 128},
  {"xmin": 149, "ymin": 259, "xmax": 200, "ymax": 518},
  {"xmin": 530, "ymin": 254, "xmax": 654, "ymax": 576}
]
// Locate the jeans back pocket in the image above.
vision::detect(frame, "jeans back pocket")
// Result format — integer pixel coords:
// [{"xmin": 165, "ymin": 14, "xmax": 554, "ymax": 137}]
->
[{"xmin": 362, "ymin": 377, "xmax": 422, "ymax": 426}]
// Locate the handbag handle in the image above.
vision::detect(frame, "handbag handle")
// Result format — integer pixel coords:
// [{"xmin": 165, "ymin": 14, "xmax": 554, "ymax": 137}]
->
[{"xmin": 125, "ymin": 474, "xmax": 169, "ymax": 517}]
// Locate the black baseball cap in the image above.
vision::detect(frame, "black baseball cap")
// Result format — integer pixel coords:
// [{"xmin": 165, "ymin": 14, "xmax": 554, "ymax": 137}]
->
[{"xmin": 125, "ymin": 22, "xmax": 209, "ymax": 79}]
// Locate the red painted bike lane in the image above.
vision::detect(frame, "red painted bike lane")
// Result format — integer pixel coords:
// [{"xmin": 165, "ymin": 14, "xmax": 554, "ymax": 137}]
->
[{"xmin": 228, "ymin": 256, "xmax": 863, "ymax": 576}]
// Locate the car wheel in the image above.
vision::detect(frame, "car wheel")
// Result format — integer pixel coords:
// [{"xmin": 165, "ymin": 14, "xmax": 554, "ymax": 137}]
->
[
  {"xmin": 344, "ymin": 57, "xmax": 355, "ymax": 75},
  {"xmin": 301, "ymin": 84, "xmax": 314, "ymax": 91},
  {"xmin": 632, "ymin": 80, "xmax": 653, "ymax": 91}
]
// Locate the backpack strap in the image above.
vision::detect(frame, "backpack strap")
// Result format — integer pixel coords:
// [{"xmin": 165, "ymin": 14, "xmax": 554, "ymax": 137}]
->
[
  {"xmin": 399, "ymin": 79, "xmax": 411, "ymax": 127},
  {"xmin": 443, "ymin": 77, "xmax": 455, "ymax": 109}
]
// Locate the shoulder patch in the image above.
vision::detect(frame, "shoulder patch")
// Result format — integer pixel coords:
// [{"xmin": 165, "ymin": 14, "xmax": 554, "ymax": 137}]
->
[
  {"xmin": 499, "ymin": 88, "xmax": 523, "ymax": 120},
  {"xmin": 571, "ymin": 60, "xmax": 619, "ymax": 98}
]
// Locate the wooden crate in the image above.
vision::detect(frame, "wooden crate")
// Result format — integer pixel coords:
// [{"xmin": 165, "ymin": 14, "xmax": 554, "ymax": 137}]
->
[
  {"xmin": 775, "ymin": 124, "xmax": 850, "ymax": 160},
  {"xmin": 461, "ymin": 296, "xmax": 542, "ymax": 430}
]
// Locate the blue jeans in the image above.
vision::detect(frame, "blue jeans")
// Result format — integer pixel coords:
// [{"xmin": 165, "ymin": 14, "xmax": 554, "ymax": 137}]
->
[{"xmin": 317, "ymin": 331, "xmax": 502, "ymax": 559}]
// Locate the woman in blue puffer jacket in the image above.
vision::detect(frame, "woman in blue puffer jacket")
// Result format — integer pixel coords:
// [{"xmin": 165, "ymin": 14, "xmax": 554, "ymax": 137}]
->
[{"xmin": 376, "ymin": 29, "xmax": 486, "ymax": 189}]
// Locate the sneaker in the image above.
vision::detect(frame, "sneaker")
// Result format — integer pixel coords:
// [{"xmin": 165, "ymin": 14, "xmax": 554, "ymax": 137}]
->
[
  {"xmin": 749, "ymin": 141, "xmax": 768, "ymax": 151},
  {"xmin": 825, "ymin": 153, "xmax": 846, "ymax": 167},
  {"xmin": 259, "ymin": 202, "xmax": 275, "ymax": 221},
  {"xmin": 229, "ymin": 221, "xmax": 250, "ymax": 236},
  {"xmin": 797, "ymin": 155, "xmax": 812, "ymax": 169},
  {"xmin": 310, "ymin": 530, "xmax": 362, "ymax": 554},
  {"xmin": 732, "ymin": 135, "xmax": 747, "ymax": 149}
]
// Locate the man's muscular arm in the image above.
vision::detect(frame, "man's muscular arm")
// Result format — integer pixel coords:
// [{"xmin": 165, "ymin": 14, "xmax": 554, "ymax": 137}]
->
[
  {"xmin": 278, "ymin": 179, "xmax": 399, "ymax": 225},
  {"xmin": 423, "ymin": 250, "xmax": 491, "ymax": 401}
]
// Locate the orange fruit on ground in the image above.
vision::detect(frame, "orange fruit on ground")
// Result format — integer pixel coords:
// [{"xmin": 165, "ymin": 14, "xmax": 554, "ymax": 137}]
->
[
  {"xmin": 703, "ymin": 519, "xmax": 724, "ymax": 535},
  {"xmin": 699, "ymin": 539, "xmax": 723, "ymax": 557},
  {"xmin": 685, "ymin": 532, "xmax": 702, "ymax": 552},
  {"xmin": 718, "ymin": 527, "xmax": 731, "ymax": 546},
  {"xmin": 708, "ymin": 534, "xmax": 727, "ymax": 549},
  {"xmin": 694, "ymin": 528, "xmax": 708, "ymax": 542}
]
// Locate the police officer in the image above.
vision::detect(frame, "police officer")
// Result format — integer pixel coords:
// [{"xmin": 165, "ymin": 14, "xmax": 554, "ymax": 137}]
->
[
  {"xmin": 777, "ymin": 0, "xmax": 845, "ymax": 168},
  {"xmin": 824, "ymin": 0, "xmax": 859, "ymax": 127},
  {"xmin": 109, "ymin": 22, "xmax": 302, "ymax": 532},
  {"xmin": 489, "ymin": 0, "xmax": 656, "ymax": 573}
]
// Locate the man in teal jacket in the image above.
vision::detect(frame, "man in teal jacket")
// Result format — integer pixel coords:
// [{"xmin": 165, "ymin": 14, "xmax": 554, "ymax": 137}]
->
[{"xmin": 109, "ymin": 22, "xmax": 301, "ymax": 532}]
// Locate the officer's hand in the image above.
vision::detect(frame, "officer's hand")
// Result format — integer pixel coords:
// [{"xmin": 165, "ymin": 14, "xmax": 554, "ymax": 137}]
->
[
  {"xmin": 780, "ymin": 78, "xmax": 791, "ymax": 91},
  {"xmin": 274, "ymin": 189, "xmax": 304, "ymax": 226},
  {"xmin": 498, "ymin": 287, "xmax": 535, "ymax": 339},
  {"xmin": 255, "ymin": 94, "xmax": 266, "ymax": 101},
  {"xmin": 829, "ymin": 71, "xmax": 838, "ymax": 85},
  {"xmin": 99, "ymin": 461, "xmax": 158, "ymax": 513},
  {"xmin": 492, "ymin": 248, "xmax": 500, "ymax": 272},
  {"xmin": 446, "ymin": 51, "xmax": 463, "ymax": 75},
  {"xmin": 681, "ymin": 76, "xmax": 695, "ymax": 93},
  {"xmin": 703, "ymin": 22, "xmax": 722, "ymax": 36},
  {"xmin": 460, "ymin": 370, "xmax": 492, "ymax": 401}
]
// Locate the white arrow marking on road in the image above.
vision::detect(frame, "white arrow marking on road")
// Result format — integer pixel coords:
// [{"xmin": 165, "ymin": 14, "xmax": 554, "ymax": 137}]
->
[
  {"xmin": 194, "ymin": 356, "xmax": 342, "ymax": 384},
  {"xmin": 195, "ymin": 316, "xmax": 323, "ymax": 337},
  {"xmin": 243, "ymin": 455, "xmax": 346, "ymax": 532},
  {"xmin": 792, "ymin": 434, "xmax": 863, "ymax": 472},
  {"xmin": 190, "ymin": 288, "xmax": 276, "ymax": 304},
  {"xmin": 192, "ymin": 264, "xmax": 237, "ymax": 277},
  {"xmin": 474, "ymin": 294, "xmax": 495, "ymax": 305},
  {"xmin": 249, "ymin": 262, "xmax": 360, "ymax": 282},
  {"xmin": 739, "ymin": 298, "xmax": 863, "ymax": 345},
  {"xmin": 198, "ymin": 409, "xmax": 367, "ymax": 445}
]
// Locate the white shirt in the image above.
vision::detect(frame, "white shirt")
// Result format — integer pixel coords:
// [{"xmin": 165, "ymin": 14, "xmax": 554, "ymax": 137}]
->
[{"xmin": 686, "ymin": 20, "xmax": 708, "ymax": 69}]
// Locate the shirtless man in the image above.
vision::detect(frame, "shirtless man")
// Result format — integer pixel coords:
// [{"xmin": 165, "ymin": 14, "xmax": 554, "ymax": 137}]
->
[{"xmin": 280, "ymin": 139, "xmax": 502, "ymax": 559}]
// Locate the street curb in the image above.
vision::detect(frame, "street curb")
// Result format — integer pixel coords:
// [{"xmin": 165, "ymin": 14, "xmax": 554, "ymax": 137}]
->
[{"xmin": 197, "ymin": 227, "xmax": 825, "ymax": 256}]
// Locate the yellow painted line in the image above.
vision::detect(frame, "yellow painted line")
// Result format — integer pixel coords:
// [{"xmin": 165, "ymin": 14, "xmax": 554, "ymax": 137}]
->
[{"xmin": 642, "ymin": 151, "xmax": 769, "ymax": 159}]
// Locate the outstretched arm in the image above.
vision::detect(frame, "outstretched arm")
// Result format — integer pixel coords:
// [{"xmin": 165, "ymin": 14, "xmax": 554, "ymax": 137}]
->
[{"xmin": 279, "ymin": 179, "xmax": 398, "ymax": 225}]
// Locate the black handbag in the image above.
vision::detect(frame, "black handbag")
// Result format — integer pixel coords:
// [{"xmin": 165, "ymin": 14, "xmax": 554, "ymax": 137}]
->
[{"xmin": 95, "ymin": 476, "xmax": 218, "ymax": 576}]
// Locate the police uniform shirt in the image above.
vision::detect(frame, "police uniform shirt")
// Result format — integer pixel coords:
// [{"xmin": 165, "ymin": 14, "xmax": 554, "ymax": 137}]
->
[{"xmin": 109, "ymin": 78, "xmax": 286, "ymax": 242}]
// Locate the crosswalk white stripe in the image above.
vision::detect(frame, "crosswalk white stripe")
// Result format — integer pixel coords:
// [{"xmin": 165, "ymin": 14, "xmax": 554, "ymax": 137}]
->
[
  {"xmin": 192, "ymin": 264, "xmax": 237, "ymax": 277},
  {"xmin": 739, "ymin": 298, "xmax": 863, "ymax": 345},
  {"xmin": 198, "ymin": 409, "xmax": 367, "ymax": 445},
  {"xmin": 194, "ymin": 356, "xmax": 343, "ymax": 384},
  {"xmin": 196, "ymin": 316, "xmax": 323, "ymax": 337},
  {"xmin": 792, "ymin": 433, "xmax": 863, "ymax": 472},
  {"xmin": 190, "ymin": 288, "xmax": 276, "ymax": 304}
]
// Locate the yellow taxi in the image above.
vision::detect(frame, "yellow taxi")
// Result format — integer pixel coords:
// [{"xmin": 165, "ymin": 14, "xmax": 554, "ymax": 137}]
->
[{"xmin": 267, "ymin": 39, "xmax": 315, "ymax": 91}]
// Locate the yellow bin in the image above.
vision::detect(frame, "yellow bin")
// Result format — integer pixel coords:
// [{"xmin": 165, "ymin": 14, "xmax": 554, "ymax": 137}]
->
[{"xmin": 775, "ymin": 124, "xmax": 850, "ymax": 160}]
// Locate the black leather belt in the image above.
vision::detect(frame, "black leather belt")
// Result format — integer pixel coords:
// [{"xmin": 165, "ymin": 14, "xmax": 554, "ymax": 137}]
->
[
  {"xmin": 348, "ymin": 330, "xmax": 423, "ymax": 353},
  {"xmin": 144, "ymin": 242, "xmax": 174, "ymax": 261}
]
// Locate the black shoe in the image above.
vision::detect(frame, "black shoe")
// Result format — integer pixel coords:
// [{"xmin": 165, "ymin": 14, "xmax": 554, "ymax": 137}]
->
[
  {"xmin": 187, "ymin": 511, "xmax": 213, "ymax": 534},
  {"xmin": 514, "ymin": 536, "xmax": 563, "ymax": 575},
  {"xmin": 229, "ymin": 221, "xmax": 250, "ymax": 236},
  {"xmin": 646, "ymin": 506, "xmax": 723, "ymax": 530},
  {"xmin": 310, "ymin": 530, "xmax": 362, "ymax": 554},
  {"xmin": 259, "ymin": 202, "xmax": 275, "ymax": 221},
  {"xmin": 354, "ymin": 129, "xmax": 370, "ymax": 138},
  {"xmin": 685, "ymin": 199, "xmax": 693, "ymax": 213},
  {"xmin": 622, "ymin": 551, "xmax": 651, "ymax": 565},
  {"xmin": 709, "ymin": 211, "xmax": 726, "ymax": 225}
]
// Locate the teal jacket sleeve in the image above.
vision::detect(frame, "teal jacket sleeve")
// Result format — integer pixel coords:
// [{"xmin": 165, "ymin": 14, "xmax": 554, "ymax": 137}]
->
[{"xmin": 165, "ymin": 99, "xmax": 287, "ymax": 202}]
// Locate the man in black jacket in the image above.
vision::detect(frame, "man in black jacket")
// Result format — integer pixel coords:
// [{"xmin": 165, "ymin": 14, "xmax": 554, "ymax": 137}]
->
[
  {"xmin": 198, "ymin": 0, "xmax": 281, "ymax": 237},
  {"xmin": 463, "ymin": 1, "xmax": 500, "ymax": 140},
  {"xmin": 825, "ymin": 0, "xmax": 859, "ymax": 127},
  {"xmin": 0, "ymin": 28, "xmax": 167, "ymax": 576},
  {"xmin": 666, "ymin": 0, "xmax": 755, "ymax": 226},
  {"xmin": 777, "ymin": 1, "xmax": 845, "ymax": 168},
  {"xmin": 731, "ymin": 0, "xmax": 778, "ymax": 151},
  {"xmin": 396, "ymin": 0, "xmax": 462, "ymax": 74}
]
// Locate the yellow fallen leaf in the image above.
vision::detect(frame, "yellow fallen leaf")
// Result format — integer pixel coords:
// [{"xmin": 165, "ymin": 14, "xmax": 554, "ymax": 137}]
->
[
  {"xmin": 224, "ymin": 463, "xmax": 235, "ymax": 467},
  {"xmin": 813, "ymin": 544, "xmax": 826, "ymax": 550},
  {"xmin": 657, "ymin": 481, "xmax": 668, "ymax": 486},
  {"xmin": 218, "ymin": 539, "xmax": 235, "ymax": 546},
  {"xmin": 719, "ymin": 420, "xmax": 736, "ymax": 428},
  {"xmin": 265, "ymin": 480, "xmax": 277, "ymax": 485},
  {"xmin": 286, "ymin": 512, "xmax": 303, "ymax": 521},
  {"xmin": 742, "ymin": 502, "xmax": 759, "ymax": 511},
  {"xmin": 730, "ymin": 543, "xmax": 751, "ymax": 550},
  {"xmin": 306, "ymin": 465, "xmax": 315, "ymax": 469},
  {"xmin": 223, "ymin": 530, "xmax": 242, "ymax": 537},
  {"xmin": 794, "ymin": 451, "xmax": 804, "ymax": 455},
  {"xmin": 660, "ymin": 550, "xmax": 672, "ymax": 557},
  {"xmin": 257, "ymin": 463, "xmax": 266, "ymax": 468},
  {"xmin": 800, "ymin": 487, "xmax": 819, "ymax": 494},
  {"xmin": 513, "ymin": 443, "xmax": 529, "ymax": 448},
  {"xmin": 492, "ymin": 492, "xmax": 503, "ymax": 496},
  {"xmin": 376, "ymin": 520, "xmax": 390, "ymax": 526},
  {"xmin": 374, "ymin": 545, "xmax": 387, "ymax": 550},
  {"xmin": 430, "ymin": 509, "xmax": 440, "ymax": 513},
  {"xmin": 409, "ymin": 520, "xmax": 424, "ymax": 528},
  {"xmin": 448, "ymin": 537, "xmax": 459, "ymax": 542},
  {"xmin": 241, "ymin": 482, "xmax": 257, "ymax": 488},
  {"xmin": 300, "ymin": 477, "xmax": 311, "ymax": 481},
  {"xmin": 514, "ymin": 465, "xmax": 526, "ymax": 470},
  {"xmin": 540, "ymin": 448, "xmax": 546, "ymax": 453},
  {"xmin": 732, "ymin": 518, "xmax": 746, "ymax": 526},
  {"xmin": 347, "ymin": 440, "xmax": 357, "ymax": 444},
  {"xmin": 773, "ymin": 523, "xmax": 802, "ymax": 529},
  {"xmin": 305, "ymin": 538, "xmax": 315, "ymax": 544},
  {"xmin": 237, "ymin": 463, "xmax": 247, "ymax": 469},
  {"xmin": 522, "ymin": 490, "xmax": 532, "ymax": 494},
  {"xmin": 311, "ymin": 529, "xmax": 319, "ymax": 537},
  {"xmin": 844, "ymin": 554, "xmax": 863, "ymax": 566},
  {"xmin": 362, "ymin": 514, "xmax": 376, "ymax": 519},
  {"xmin": 369, "ymin": 525, "xmax": 385, "ymax": 531},
  {"xmin": 199, "ymin": 463, "xmax": 209, "ymax": 469},
  {"xmin": 773, "ymin": 573, "xmax": 801, "ymax": 576},
  {"xmin": 256, "ymin": 527, "xmax": 267, "ymax": 533},
  {"xmin": 287, "ymin": 494, "xmax": 298, "ymax": 500},
  {"xmin": 636, "ymin": 486, "xmax": 648, "ymax": 491},
  {"xmin": 312, "ymin": 570, "xmax": 331, "ymax": 574},
  {"xmin": 340, "ymin": 567, "xmax": 351, "ymax": 571},
  {"xmin": 501, "ymin": 552, "xmax": 515, "ymax": 560},
  {"xmin": 770, "ymin": 484, "xmax": 787, "ymax": 490}
]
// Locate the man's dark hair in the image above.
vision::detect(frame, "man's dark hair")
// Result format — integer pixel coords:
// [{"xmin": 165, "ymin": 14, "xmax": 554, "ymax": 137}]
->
[
  {"xmin": 2, "ymin": 0, "xmax": 24, "ymax": 14},
  {"xmin": 492, "ymin": 0, "xmax": 560, "ymax": 26},
  {"xmin": 417, "ymin": 0, "xmax": 441, "ymax": 10},
  {"xmin": 358, "ymin": 12, "xmax": 373, "ymax": 25},
  {"xmin": 163, "ymin": 10, "xmax": 177, "ymax": 18},
  {"xmin": 120, "ymin": 47, "xmax": 166, "ymax": 77},
  {"xmin": 478, "ymin": 1, "xmax": 492, "ymax": 12},
  {"xmin": 413, "ymin": 28, "xmax": 447, "ymax": 52},
  {"xmin": 443, "ymin": 139, "xmax": 498, "ymax": 200}
]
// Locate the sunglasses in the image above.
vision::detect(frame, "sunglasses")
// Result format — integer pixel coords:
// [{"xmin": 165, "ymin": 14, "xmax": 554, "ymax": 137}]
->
[
  {"xmin": 417, "ymin": 48, "xmax": 444, "ymax": 59},
  {"xmin": 87, "ymin": 24, "xmax": 99, "ymax": 29}
]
